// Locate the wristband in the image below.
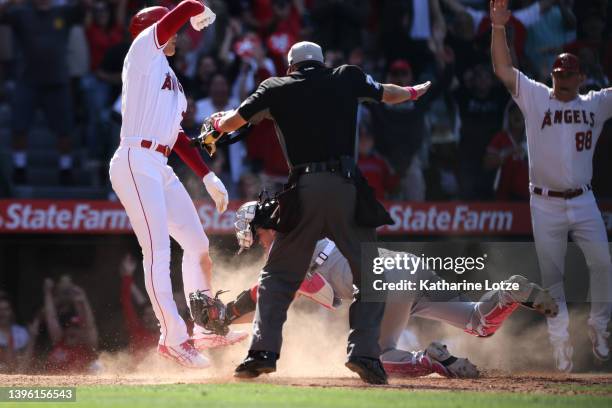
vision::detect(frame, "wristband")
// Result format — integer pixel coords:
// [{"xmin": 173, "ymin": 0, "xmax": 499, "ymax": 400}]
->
[
  {"xmin": 212, "ymin": 117, "xmax": 222, "ymax": 132},
  {"xmin": 492, "ymin": 24, "xmax": 505, "ymax": 29},
  {"xmin": 404, "ymin": 86, "xmax": 417, "ymax": 100}
]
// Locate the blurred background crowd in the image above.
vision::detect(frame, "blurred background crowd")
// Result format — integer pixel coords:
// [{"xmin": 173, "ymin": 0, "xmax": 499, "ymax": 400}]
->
[
  {"xmin": 1, "ymin": 0, "xmax": 611, "ymax": 375},
  {"xmin": 0, "ymin": 252, "xmax": 195, "ymax": 374},
  {"xmin": 0, "ymin": 0, "xmax": 609, "ymax": 202}
]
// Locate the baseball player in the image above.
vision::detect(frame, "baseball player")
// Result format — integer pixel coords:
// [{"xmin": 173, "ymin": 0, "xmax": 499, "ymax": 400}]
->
[
  {"xmin": 491, "ymin": 0, "xmax": 612, "ymax": 371},
  {"xmin": 108, "ymin": 1, "xmax": 246, "ymax": 369},
  {"xmin": 193, "ymin": 198, "xmax": 558, "ymax": 378}
]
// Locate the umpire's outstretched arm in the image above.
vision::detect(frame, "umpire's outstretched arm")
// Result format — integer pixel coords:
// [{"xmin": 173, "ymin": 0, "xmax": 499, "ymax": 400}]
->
[{"xmin": 211, "ymin": 82, "xmax": 433, "ymax": 134}]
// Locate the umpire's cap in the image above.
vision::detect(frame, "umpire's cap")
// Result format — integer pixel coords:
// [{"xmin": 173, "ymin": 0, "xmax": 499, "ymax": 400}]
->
[
  {"xmin": 129, "ymin": 6, "xmax": 169, "ymax": 39},
  {"xmin": 288, "ymin": 41, "xmax": 324, "ymax": 66},
  {"xmin": 552, "ymin": 53, "xmax": 581, "ymax": 74}
]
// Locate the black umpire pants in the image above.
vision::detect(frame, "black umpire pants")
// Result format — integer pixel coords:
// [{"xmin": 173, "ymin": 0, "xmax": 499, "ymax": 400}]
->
[{"xmin": 250, "ymin": 171, "xmax": 385, "ymax": 359}]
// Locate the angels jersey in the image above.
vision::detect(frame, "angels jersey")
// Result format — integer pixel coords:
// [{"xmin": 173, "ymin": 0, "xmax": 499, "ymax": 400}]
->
[
  {"xmin": 120, "ymin": 24, "xmax": 186, "ymax": 147},
  {"xmin": 512, "ymin": 69, "xmax": 612, "ymax": 191}
]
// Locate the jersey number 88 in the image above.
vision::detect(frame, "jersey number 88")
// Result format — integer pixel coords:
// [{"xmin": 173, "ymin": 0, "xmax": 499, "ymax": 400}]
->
[{"xmin": 575, "ymin": 130, "xmax": 592, "ymax": 151}]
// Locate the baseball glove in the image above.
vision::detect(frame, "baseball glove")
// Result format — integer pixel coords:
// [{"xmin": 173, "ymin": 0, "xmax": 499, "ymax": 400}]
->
[
  {"xmin": 191, "ymin": 116, "xmax": 225, "ymax": 157},
  {"xmin": 189, "ymin": 289, "xmax": 230, "ymax": 335}
]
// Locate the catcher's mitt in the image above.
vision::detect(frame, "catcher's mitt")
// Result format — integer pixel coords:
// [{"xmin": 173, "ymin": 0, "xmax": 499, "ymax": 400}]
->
[
  {"xmin": 192, "ymin": 116, "xmax": 225, "ymax": 157},
  {"xmin": 189, "ymin": 289, "xmax": 230, "ymax": 335},
  {"xmin": 190, "ymin": 114, "xmax": 252, "ymax": 157}
]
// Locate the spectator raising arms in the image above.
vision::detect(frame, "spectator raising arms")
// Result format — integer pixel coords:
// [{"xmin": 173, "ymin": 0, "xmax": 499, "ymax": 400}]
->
[{"xmin": 43, "ymin": 278, "xmax": 98, "ymax": 374}]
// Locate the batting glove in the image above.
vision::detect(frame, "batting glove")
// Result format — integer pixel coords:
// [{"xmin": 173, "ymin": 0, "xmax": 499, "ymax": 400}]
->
[
  {"xmin": 203, "ymin": 172, "xmax": 228, "ymax": 213},
  {"xmin": 190, "ymin": 6, "xmax": 216, "ymax": 31}
]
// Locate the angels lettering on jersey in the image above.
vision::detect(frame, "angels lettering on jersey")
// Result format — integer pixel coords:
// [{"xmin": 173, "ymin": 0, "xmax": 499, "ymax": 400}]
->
[
  {"xmin": 161, "ymin": 72, "xmax": 184, "ymax": 94},
  {"xmin": 541, "ymin": 109, "xmax": 595, "ymax": 130}
]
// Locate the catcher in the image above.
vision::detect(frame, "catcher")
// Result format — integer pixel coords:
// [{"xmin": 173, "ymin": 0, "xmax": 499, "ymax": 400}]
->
[{"xmin": 190, "ymin": 196, "xmax": 559, "ymax": 378}]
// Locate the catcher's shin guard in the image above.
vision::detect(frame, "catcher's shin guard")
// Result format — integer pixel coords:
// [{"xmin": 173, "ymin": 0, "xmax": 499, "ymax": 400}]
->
[
  {"xmin": 464, "ymin": 275, "xmax": 558, "ymax": 337},
  {"xmin": 381, "ymin": 348, "xmax": 451, "ymax": 378},
  {"xmin": 464, "ymin": 300, "xmax": 520, "ymax": 337}
]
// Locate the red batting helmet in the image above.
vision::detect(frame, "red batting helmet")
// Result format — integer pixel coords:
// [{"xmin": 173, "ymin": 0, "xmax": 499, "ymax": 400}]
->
[
  {"xmin": 129, "ymin": 6, "xmax": 169, "ymax": 39},
  {"xmin": 552, "ymin": 53, "xmax": 581, "ymax": 74}
]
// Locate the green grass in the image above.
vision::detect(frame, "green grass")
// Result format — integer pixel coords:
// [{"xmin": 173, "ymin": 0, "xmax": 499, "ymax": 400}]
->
[
  {"xmin": 3, "ymin": 383, "xmax": 612, "ymax": 408},
  {"xmin": 546, "ymin": 383, "xmax": 612, "ymax": 394}
]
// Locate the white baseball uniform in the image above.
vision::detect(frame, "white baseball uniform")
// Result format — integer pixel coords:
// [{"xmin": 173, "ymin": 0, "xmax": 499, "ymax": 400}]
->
[
  {"xmin": 109, "ymin": 24, "xmax": 210, "ymax": 347},
  {"xmin": 512, "ymin": 69, "xmax": 612, "ymax": 346}
]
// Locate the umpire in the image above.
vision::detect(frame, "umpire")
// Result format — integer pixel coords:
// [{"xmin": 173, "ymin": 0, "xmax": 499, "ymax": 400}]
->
[{"xmin": 211, "ymin": 41, "xmax": 431, "ymax": 384}]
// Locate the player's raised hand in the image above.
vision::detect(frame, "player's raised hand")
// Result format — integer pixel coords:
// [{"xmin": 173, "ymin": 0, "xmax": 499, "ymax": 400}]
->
[
  {"xmin": 490, "ymin": 0, "xmax": 511, "ymax": 27},
  {"xmin": 203, "ymin": 172, "xmax": 228, "ymax": 213},
  {"xmin": 413, "ymin": 81, "xmax": 432, "ymax": 99},
  {"xmin": 190, "ymin": 3, "xmax": 216, "ymax": 31}
]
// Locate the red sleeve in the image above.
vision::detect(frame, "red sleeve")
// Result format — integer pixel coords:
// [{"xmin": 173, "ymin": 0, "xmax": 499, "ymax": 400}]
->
[
  {"xmin": 156, "ymin": 0, "xmax": 205, "ymax": 46},
  {"xmin": 120, "ymin": 276, "xmax": 145, "ymax": 336},
  {"xmin": 172, "ymin": 131, "xmax": 210, "ymax": 178}
]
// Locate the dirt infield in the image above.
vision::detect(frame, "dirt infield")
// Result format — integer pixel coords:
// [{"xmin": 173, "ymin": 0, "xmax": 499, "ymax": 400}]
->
[{"xmin": 2, "ymin": 372, "xmax": 611, "ymax": 396}]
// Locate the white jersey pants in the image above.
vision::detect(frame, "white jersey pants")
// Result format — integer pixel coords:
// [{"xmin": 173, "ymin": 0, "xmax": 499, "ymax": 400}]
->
[
  {"xmin": 109, "ymin": 145, "xmax": 210, "ymax": 346},
  {"xmin": 530, "ymin": 191, "xmax": 612, "ymax": 345}
]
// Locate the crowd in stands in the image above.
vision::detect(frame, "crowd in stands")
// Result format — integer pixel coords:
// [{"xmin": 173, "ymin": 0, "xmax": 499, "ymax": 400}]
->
[
  {"xmin": 0, "ymin": 252, "xmax": 198, "ymax": 374},
  {"xmin": 0, "ymin": 276, "xmax": 99, "ymax": 373},
  {"xmin": 0, "ymin": 0, "xmax": 610, "ymax": 201}
]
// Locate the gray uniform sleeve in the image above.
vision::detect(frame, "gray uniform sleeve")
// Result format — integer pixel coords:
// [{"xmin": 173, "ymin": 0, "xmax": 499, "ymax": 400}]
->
[{"xmin": 310, "ymin": 239, "xmax": 354, "ymax": 300}]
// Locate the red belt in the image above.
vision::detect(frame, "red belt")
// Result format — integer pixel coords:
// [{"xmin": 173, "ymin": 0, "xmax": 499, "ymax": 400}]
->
[
  {"xmin": 531, "ymin": 185, "xmax": 591, "ymax": 199},
  {"xmin": 141, "ymin": 140, "xmax": 171, "ymax": 157}
]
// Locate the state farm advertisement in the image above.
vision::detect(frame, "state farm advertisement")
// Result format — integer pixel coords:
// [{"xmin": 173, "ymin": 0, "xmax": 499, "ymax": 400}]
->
[{"xmin": 0, "ymin": 199, "xmax": 611, "ymax": 236}]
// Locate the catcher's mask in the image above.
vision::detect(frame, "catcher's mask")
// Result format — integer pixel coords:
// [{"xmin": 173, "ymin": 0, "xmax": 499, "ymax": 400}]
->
[{"xmin": 234, "ymin": 192, "xmax": 279, "ymax": 253}]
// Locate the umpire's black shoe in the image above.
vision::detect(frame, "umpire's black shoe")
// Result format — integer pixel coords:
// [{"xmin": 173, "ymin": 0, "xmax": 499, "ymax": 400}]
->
[
  {"xmin": 234, "ymin": 350, "xmax": 278, "ymax": 378},
  {"xmin": 345, "ymin": 356, "xmax": 388, "ymax": 385}
]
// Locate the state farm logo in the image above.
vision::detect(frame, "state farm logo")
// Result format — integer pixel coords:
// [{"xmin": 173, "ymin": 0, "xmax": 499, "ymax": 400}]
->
[
  {"xmin": 0, "ymin": 203, "xmax": 130, "ymax": 231},
  {"xmin": 386, "ymin": 205, "xmax": 513, "ymax": 233},
  {"xmin": 0, "ymin": 201, "xmax": 239, "ymax": 233}
]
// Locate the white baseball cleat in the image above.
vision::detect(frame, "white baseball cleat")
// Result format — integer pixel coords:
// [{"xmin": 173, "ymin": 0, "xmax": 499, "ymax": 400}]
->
[
  {"xmin": 192, "ymin": 329, "xmax": 249, "ymax": 351},
  {"xmin": 588, "ymin": 326, "xmax": 610, "ymax": 362},
  {"xmin": 552, "ymin": 340, "xmax": 574, "ymax": 373},
  {"xmin": 158, "ymin": 340, "xmax": 211, "ymax": 368}
]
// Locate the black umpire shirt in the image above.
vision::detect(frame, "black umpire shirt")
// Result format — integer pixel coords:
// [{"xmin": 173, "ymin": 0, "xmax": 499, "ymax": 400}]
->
[{"xmin": 237, "ymin": 64, "xmax": 384, "ymax": 167}]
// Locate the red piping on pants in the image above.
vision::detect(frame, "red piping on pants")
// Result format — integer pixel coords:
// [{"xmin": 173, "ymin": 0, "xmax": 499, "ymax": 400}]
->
[{"xmin": 127, "ymin": 148, "xmax": 168, "ymax": 346}]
